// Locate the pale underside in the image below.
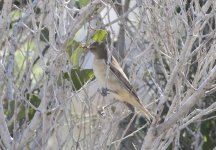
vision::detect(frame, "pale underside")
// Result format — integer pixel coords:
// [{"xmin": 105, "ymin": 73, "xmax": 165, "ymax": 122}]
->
[{"xmin": 93, "ymin": 57, "xmax": 153, "ymax": 122}]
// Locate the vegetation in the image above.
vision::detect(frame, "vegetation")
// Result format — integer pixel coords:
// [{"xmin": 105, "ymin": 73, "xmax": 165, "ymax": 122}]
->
[{"xmin": 0, "ymin": 0, "xmax": 215, "ymax": 149}]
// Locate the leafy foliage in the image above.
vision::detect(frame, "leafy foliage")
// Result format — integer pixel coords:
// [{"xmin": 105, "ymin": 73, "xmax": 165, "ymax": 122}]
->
[
  {"xmin": 63, "ymin": 69, "xmax": 94, "ymax": 91},
  {"xmin": 92, "ymin": 29, "xmax": 108, "ymax": 42}
]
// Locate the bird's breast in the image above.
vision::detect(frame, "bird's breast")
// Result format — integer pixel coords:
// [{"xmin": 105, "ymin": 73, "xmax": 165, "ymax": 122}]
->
[
  {"xmin": 93, "ymin": 59, "xmax": 107, "ymax": 86},
  {"xmin": 93, "ymin": 59, "xmax": 121, "ymax": 89},
  {"xmin": 93, "ymin": 58, "xmax": 139, "ymax": 104}
]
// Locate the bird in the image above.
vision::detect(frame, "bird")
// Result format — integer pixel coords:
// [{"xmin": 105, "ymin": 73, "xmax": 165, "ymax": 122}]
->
[{"xmin": 86, "ymin": 42, "xmax": 154, "ymax": 123}]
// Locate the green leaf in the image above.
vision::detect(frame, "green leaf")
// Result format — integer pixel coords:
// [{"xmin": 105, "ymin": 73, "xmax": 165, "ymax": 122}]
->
[
  {"xmin": 34, "ymin": 7, "xmax": 41, "ymax": 14},
  {"xmin": 29, "ymin": 94, "xmax": 41, "ymax": 107},
  {"xmin": 201, "ymin": 119, "xmax": 215, "ymax": 149},
  {"xmin": 64, "ymin": 39, "xmax": 85, "ymax": 66},
  {"xmin": 92, "ymin": 29, "xmax": 108, "ymax": 42},
  {"xmin": 111, "ymin": 106, "xmax": 116, "ymax": 113},
  {"xmin": 66, "ymin": 39, "xmax": 80, "ymax": 55},
  {"xmin": 204, "ymin": 136, "xmax": 207, "ymax": 142},
  {"xmin": 28, "ymin": 94, "xmax": 41, "ymax": 120},
  {"xmin": 32, "ymin": 64, "xmax": 43, "ymax": 83},
  {"xmin": 11, "ymin": 9, "xmax": 21, "ymax": 22},
  {"xmin": 40, "ymin": 27, "xmax": 49, "ymax": 42},
  {"xmin": 15, "ymin": 40, "xmax": 35, "ymax": 70},
  {"xmin": 72, "ymin": 46, "xmax": 84, "ymax": 66},
  {"xmin": 17, "ymin": 105, "xmax": 26, "ymax": 121},
  {"xmin": 65, "ymin": 39, "xmax": 81, "ymax": 64},
  {"xmin": 7, "ymin": 101, "xmax": 25, "ymax": 122},
  {"xmin": 79, "ymin": 0, "xmax": 89, "ymax": 7},
  {"xmin": 63, "ymin": 69, "xmax": 94, "ymax": 90},
  {"xmin": 15, "ymin": 50, "xmax": 25, "ymax": 70}
]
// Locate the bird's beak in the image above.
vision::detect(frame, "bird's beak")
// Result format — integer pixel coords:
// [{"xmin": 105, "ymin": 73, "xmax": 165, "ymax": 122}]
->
[{"xmin": 81, "ymin": 43, "xmax": 91, "ymax": 54}]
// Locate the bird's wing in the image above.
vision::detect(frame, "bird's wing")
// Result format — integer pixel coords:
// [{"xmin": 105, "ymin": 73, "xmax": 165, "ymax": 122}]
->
[{"xmin": 109, "ymin": 56, "xmax": 141, "ymax": 102}]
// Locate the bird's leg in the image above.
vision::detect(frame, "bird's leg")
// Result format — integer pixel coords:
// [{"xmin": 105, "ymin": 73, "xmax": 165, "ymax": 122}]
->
[
  {"xmin": 97, "ymin": 108, "xmax": 106, "ymax": 116},
  {"xmin": 101, "ymin": 88, "xmax": 110, "ymax": 96}
]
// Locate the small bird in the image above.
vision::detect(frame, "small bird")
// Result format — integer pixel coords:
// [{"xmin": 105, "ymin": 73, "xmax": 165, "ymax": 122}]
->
[{"xmin": 87, "ymin": 42, "xmax": 154, "ymax": 123}]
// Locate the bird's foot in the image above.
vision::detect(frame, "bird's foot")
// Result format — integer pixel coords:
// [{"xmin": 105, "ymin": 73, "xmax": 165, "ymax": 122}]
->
[
  {"xmin": 98, "ymin": 107, "xmax": 106, "ymax": 116},
  {"xmin": 101, "ymin": 88, "xmax": 110, "ymax": 96}
]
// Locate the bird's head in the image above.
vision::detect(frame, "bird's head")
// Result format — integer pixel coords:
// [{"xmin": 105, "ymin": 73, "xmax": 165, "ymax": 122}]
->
[{"xmin": 84, "ymin": 42, "xmax": 107, "ymax": 59}]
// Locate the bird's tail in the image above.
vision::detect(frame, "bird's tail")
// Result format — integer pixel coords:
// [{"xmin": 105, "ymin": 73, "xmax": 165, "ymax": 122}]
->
[
  {"xmin": 125, "ymin": 95, "xmax": 154, "ymax": 123},
  {"xmin": 130, "ymin": 97, "xmax": 154, "ymax": 123},
  {"xmin": 139, "ymin": 106, "xmax": 154, "ymax": 123}
]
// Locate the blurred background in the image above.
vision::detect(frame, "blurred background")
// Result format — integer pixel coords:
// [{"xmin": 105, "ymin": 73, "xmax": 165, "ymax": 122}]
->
[{"xmin": 0, "ymin": 0, "xmax": 216, "ymax": 149}]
